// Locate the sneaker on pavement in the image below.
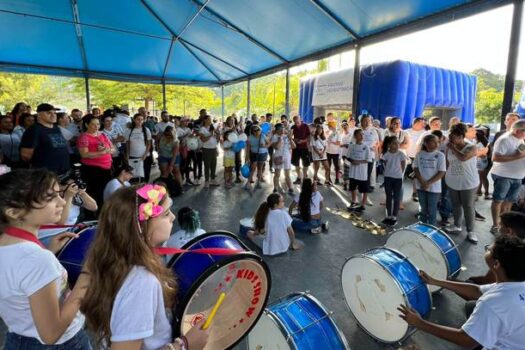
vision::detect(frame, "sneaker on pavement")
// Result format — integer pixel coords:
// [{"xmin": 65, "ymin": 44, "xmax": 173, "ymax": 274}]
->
[
  {"xmin": 365, "ymin": 198, "xmax": 374, "ymax": 206},
  {"xmin": 347, "ymin": 202, "xmax": 359, "ymax": 211},
  {"xmin": 288, "ymin": 188, "xmax": 294, "ymax": 195},
  {"xmin": 475, "ymin": 211, "xmax": 486, "ymax": 221},
  {"xmin": 322, "ymin": 221, "xmax": 329, "ymax": 232},
  {"xmin": 293, "ymin": 179, "xmax": 302, "ymax": 185},
  {"xmin": 356, "ymin": 205, "xmax": 365, "ymax": 212},
  {"xmin": 490, "ymin": 226, "xmax": 500, "ymax": 235},
  {"xmin": 311, "ymin": 227, "xmax": 322, "ymax": 234},
  {"xmin": 255, "ymin": 182, "xmax": 262, "ymax": 189},
  {"xmin": 446, "ymin": 226, "xmax": 462, "ymax": 234},
  {"xmin": 235, "ymin": 178, "xmax": 242, "ymax": 183},
  {"xmin": 467, "ymin": 231, "xmax": 479, "ymax": 244}
]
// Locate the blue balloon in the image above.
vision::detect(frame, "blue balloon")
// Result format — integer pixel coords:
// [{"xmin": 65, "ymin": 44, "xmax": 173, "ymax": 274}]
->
[
  {"xmin": 233, "ymin": 142, "xmax": 241, "ymax": 153},
  {"xmin": 261, "ymin": 122, "xmax": 271, "ymax": 134},
  {"xmin": 241, "ymin": 164, "xmax": 250, "ymax": 178}
]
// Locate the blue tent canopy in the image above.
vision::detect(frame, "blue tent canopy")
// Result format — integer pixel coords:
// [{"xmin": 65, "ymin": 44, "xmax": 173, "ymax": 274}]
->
[
  {"xmin": 0, "ymin": 0, "xmax": 511, "ymax": 85},
  {"xmin": 358, "ymin": 61, "xmax": 477, "ymax": 128}
]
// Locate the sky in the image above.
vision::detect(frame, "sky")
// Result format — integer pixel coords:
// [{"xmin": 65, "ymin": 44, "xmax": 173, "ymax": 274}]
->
[{"xmin": 294, "ymin": 4, "xmax": 525, "ymax": 80}]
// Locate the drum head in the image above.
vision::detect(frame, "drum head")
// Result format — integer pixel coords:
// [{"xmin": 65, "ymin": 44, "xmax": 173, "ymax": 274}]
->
[
  {"xmin": 341, "ymin": 256, "xmax": 408, "ymax": 343},
  {"xmin": 248, "ymin": 311, "xmax": 290, "ymax": 350},
  {"xmin": 386, "ymin": 229, "xmax": 447, "ymax": 293},
  {"xmin": 176, "ymin": 253, "xmax": 270, "ymax": 350}
]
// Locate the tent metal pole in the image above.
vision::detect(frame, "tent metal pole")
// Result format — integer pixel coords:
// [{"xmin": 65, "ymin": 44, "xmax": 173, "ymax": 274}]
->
[
  {"xmin": 162, "ymin": 80, "xmax": 167, "ymax": 111},
  {"xmin": 352, "ymin": 45, "xmax": 360, "ymax": 120},
  {"xmin": 84, "ymin": 77, "xmax": 90, "ymax": 112},
  {"xmin": 221, "ymin": 85, "xmax": 225, "ymax": 119},
  {"xmin": 285, "ymin": 68, "xmax": 290, "ymax": 116},
  {"xmin": 247, "ymin": 79, "xmax": 251, "ymax": 118},
  {"xmin": 501, "ymin": 0, "xmax": 523, "ymax": 128}
]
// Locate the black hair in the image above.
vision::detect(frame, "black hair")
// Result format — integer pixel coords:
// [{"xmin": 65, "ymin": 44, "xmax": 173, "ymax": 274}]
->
[
  {"xmin": 177, "ymin": 207, "xmax": 201, "ymax": 233},
  {"xmin": 115, "ymin": 163, "xmax": 133, "ymax": 177},
  {"xmin": 18, "ymin": 113, "xmax": 33, "ymax": 127},
  {"xmin": 82, "ymin": 114, "xmax": 99, "ymax": 131},
  {"xmin": 353, "ymin": 128, "xmax": 363, "ymax": 138},
  {"xmin": 430, "ymin": 130, "xmax": 444, "ymax": 139},
  {"xmin": 421, "ymin": 134, "xmax": 438, "ymax": 152},
  {"xmin": 449, "ymin": 122, "xmax": 467, "ymax": 138},
  {"xmin": 280, "ymin": 115, "xmax": 288, "ymax": 121},
  {"xmin": 0, "ymin": 169, "xmax": 58, "ymax": 230},
  {"xmin": 381, "ymin": 135, "xmax": 398, "ymax": 155},
  {"xmin": 491, "ymin": 235, "xmax": 525, "ymax": 281},
  {"xmin": 10, "ymin": 102, "xmax": 26, "ymax": 117},
  {"xmin": 313, "ymin": 125, "xmax": 325, "ymax": 141},
  {"xmin": 298, "ymin": 178, "xmax": 313, "ymax": 222},
  {"xmin": 475, "ymin": 128, "xmax": 489, "ymax": 147},
  {"xmin": 253, "ymin": 193, "xmax": 282, "ymax": 230},
  {"xmin": 500, "ymin": 211, "xmax": 525, "ymax": 239}
]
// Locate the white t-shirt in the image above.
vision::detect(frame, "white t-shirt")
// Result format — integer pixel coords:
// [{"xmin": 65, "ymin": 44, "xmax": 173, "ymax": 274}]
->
[
  {"xmin": 127, "ymin": 127, "xmax": 152, "ymax": 158},
  {"xmin": 384, "ymin": 129, "xmax": 409, "ymax": 146},
  {"xmin": 176, "ymin": 127, "xmax": 192, "ymax": 140},
  {"xmin": 406, "ymin": 128, "xmax": 426, "ymax": 158},
  {"xmin": 263, "ymin": 209, "xmax": 292, "ymax": 256},
  {"xmin": 310, "ymin": 138, "xmax": 327, "ymax": 161},
  {"xmin": 113, "ymin": 113, "xmax": 132, "ymax": 130},
  {"xmin": 340, "ymin": 130, "xmax": 354, "ymax": 156},
  {"xmin": 346, "ymin": 143, "xmax": 370, "ymax": 181},
  {"xmin": 413, "ymin": 150, "xmax": 446, "ymax": 193},
  {"xmin": 326, "ymin": 131, "xmax": 342, "ymax": 154},
  {"xmin": 199, "ymin": 127, "xmax": 218, "ymax": 149},
  {"xmin": 490, "ymin": 132, "xmax": 525, "ymax": 179},
  {"xmin": 445, "ymin": 144, "xmax": 480, "ymax": 191},
  {"xmin": 156, "ymin": 121, "xmax": 175, "ymax": 134},
  {"xmin": 104, "ymin": 178, "xmax": 131, "ymax": 201},
  {"xmin": 110, "ymin": 266, "xmax": 172, "ymax": 350},
  {"xmin": 0, "ymin": 243, "xmax": 84, "ymax": 344},
  {"xmin": 362, "ymin": 127, "xmax": 379, "ymax": 160},
  {"xmin": 382, "ymin": 151, "xmax": 409, "ymax": 179},
  {"xmin": 294, "ymin": 191, "xmax": 323, "ymax": 216},
  {"xmin": 462, "ymin": 282, "xmax": 525, "ymax": 350},
  {"xmin": 165, "ymin": 228, "xmax": 207, "ymax": 262},
  {"xmin": 222, "ymin": 140, "xmax": 235, "ymax": 159},
  {"xmin": 272, "ymin": 135, "xmax": 292, "ymax": 158}
]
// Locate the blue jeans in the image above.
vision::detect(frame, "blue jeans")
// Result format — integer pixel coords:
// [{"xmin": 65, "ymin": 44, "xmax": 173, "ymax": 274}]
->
[
  {"xmin": 438, "ymin": 179, "xmax": 453, "ymax": 220},
  {"xmin": 4, "ymin": 329, "xmax": 91, "ymax": 350},
  {"xmin": 292, "ymin": 216, "xmax": 321, "ymax": 232},
  {"xmin": 418, "ymin": 190, "xmax": 440, "ymax": 226},
  {"xmin": 384, "ymin": 177, "xmax": 403, "ymax": 217}
]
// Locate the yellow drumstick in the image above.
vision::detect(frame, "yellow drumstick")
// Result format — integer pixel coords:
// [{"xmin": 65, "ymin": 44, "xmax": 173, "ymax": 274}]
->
[{"xmin": 202, "ymin": 292, "xmax": 226, "ymax": 330}]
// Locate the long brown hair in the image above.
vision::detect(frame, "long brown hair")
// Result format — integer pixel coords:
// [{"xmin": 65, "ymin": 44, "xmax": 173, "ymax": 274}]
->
[
  {"xmin": 81, "ymin": 186, "xmax": 177, "ymax": 347},
  {"xmin": 253, "ymin": 193, "xmax": 281, "ymax": 231}
]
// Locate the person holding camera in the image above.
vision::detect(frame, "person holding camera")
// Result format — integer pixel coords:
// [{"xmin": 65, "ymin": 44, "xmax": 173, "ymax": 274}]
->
[{"xmin": 77, "ymin": 114, "xmax": 115, "ymax": 217}]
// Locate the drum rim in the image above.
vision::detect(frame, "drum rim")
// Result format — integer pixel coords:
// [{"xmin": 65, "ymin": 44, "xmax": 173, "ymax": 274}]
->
[
  {"xmin": 172, "ymin": 252, "xmax": 272, "ymax": 350},
  {"xmin": 55, "ymin": 224, "xmax": 97, "ymax": 259},
  {"xmin": 252, "ymin": 308, "xmax": 298, "ymax": 350},
  {"xmin": 167, "ymin": 230, "xmax": 250, "ymax": 267},
  {"xmin": 396, "ymin": 222, "xmax": 463, "ymax": 278},
  {"xmin": 270, "ymin": 292, "xmax": 350, "ymax": 350},
  {"xmin": 340, "ymin": 247, "xmax": 432, "ymax": 344}
]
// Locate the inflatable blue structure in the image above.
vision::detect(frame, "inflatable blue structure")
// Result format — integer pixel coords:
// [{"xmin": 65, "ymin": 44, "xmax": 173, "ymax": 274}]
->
[{"xmin": 299, "ymin": 60, "xmax": 477, "ymax": 128}]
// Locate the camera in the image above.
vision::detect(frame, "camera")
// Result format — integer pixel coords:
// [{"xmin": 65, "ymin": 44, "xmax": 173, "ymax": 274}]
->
[{"xmin": 57, "ymin": 163, "xmax": 86, "ymax": 190}]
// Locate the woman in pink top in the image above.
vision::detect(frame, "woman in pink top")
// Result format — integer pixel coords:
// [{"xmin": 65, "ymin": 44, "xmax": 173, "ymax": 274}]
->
[{"xmin": 77, "ymin": 114, "xmax": 114, "ymax": 213}]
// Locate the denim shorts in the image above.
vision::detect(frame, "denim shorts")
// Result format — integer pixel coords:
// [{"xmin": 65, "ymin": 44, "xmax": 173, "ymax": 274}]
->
[
  {"xmin": 250, "ymin": 152, "xmax": 268, "ymax": 163},
  {"xmin": 4, "ymin": 329, "xmax": 91, "ymax": 350},
  {"xmin": 492, "ymin": 174, "xmax": 522, "ymax": 202},
  {"xmin": 158, "ymin": 155, "xmax": 172, "ymax": 165}
]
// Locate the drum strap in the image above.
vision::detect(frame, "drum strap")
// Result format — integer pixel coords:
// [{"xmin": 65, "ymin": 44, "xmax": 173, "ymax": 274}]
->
[
  {"xmin": 155, "ymin": 247, "xmax": 243, "ymax": 256},
  {"xmin": 40, "ymin": 223, "xmax": 86, "ymax": 230}
]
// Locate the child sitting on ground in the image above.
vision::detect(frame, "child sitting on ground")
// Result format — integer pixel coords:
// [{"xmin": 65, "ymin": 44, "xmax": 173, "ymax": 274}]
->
[
  {"xmin": 288, "ymin": 178, "xmax": 328, "ymax": 234},
  {"xmin": 247, "ymin": 193, "xmax": 301, "ymax": 255}
]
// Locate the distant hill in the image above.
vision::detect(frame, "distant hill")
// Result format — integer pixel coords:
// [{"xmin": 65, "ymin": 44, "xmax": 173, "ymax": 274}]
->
[{"xmin": 471, "ymin": 68, "xmax": 523, "ymax": 92}]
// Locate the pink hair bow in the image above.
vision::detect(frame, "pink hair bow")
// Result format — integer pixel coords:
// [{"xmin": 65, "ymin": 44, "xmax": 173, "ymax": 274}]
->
[{"xmin": 136, "ymin": 184, "xmax": 167, "ymax": 221}]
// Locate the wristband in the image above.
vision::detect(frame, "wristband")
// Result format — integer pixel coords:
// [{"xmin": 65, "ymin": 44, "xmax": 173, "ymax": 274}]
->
[{"xmin": 174, "ymin": 337, "xmax": 187, "ymax": 350}]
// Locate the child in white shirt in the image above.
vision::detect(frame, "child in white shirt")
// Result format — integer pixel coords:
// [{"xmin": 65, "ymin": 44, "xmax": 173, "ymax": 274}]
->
[
  {"xmin": 346, "ymin": 129, "xmax": 370, "ymax": 212},
  {"xmin": 381, "ymin": 136, "xmax": 409, "ymax": 226}
]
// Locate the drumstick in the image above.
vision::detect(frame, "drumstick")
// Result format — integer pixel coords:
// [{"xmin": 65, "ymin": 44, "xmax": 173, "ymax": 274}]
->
[{"xmin": 202, "ymin": 292, "xmax": 226, "ymax": 330}]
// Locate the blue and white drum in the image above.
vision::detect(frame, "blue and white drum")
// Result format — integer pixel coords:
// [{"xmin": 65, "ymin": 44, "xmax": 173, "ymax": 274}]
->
[
  {"xmin": 239, "ymin": 217, "xmax": 254, "ymax": 237},
  {"xmin": 341, "ymin": 247, "xmax": 431, "ymax": 343},
  {"xmin": 248, "ymin": 292, "xmax": 350, "ymax": 350},
  {"xmin": 386, "ymin": 222, "xmax": 462, "ymax": 293},
  {"xmin": 168, "ymin": 231, "xmax": 270, "ymax": 350},
  {"xmin": 55, "ymin": 221, "xmax": 98, "ymax": 287}
]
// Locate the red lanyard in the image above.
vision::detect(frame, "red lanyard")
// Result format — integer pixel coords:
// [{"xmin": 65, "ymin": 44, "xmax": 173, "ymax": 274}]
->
[
  {"xmin": 3, "ymin": 227, "xmax": 45, "ymax": 248},
  {"xmin": 155, "ymin": 247, "xmax": 242, "ymax": 256}
]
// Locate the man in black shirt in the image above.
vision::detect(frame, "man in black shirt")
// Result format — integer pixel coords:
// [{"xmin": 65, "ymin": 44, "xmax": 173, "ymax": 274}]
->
[{"xmin": 20, "ymin": 103, "xmax": 70, "ymax": 175}]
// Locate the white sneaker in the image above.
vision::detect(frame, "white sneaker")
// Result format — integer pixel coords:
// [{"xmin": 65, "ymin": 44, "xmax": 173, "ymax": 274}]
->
[
  {"xmin": 446, "ymin": 226, "xmax": 462, "ymax": 234},
  {"xmin": 310, "ymin": 227, "xmax": 322, "ymax": 234},
  {"xmin": 467, "ymin": 231, "xmax": 479, "ymax": 244},
  {"xmin": 365, "ymin": 198, "xmax": 374, "ymax": 206}
]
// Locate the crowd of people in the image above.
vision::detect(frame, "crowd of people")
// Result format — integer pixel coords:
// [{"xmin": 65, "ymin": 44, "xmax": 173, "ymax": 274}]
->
[{"xmin": 0, "ymin": 101, "xmax": 524, "ymax": 350}]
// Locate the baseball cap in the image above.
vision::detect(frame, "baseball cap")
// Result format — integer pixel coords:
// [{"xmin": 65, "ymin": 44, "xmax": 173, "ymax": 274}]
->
[{"xmin": 36, "ymin": 103, "xmax": 60, "ymax": 113}]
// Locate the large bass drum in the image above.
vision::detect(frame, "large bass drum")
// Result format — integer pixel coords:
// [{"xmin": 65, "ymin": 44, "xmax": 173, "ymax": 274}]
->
[
  {"xmin": 168, "ymin": 231, "xmax": 271, "ymax": 350},
  {"xmin": 341, "ymin": 247, "xmax": 431, "ymax": 343}
]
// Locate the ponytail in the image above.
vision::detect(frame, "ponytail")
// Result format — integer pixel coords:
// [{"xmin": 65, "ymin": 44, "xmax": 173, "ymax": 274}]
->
[
  {"xmin": 298, "ymin": 178, "xmax": 313, "ymax": 222},
  {"xmin": 253, "ymin": 193, "xmax": 282, "ymax": 230}
]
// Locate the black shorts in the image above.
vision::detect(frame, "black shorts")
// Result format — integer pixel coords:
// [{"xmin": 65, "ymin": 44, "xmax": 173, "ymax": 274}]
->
[
  {"xmin": 349, "ymin": 178, "xmax": 369, "ymax": 193},
  {"xmin": 291, "ymin": 148, "xmax": 311, "ymax": 167}
]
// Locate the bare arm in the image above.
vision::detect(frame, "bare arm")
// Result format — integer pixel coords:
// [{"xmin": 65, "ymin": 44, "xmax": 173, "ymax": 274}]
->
[
  {"xmin": 30, "ymin": 273, "xmax": 89, "ymax": 344},
  {"xmin": 288, "ymin": 201, "xmax": 297, "ymax": 216},
  {"xmin": 492, "ymin": 151, "xmax": 525, "ymax": 163},
  {"xmin": 78, "ymin": 190, "xmax": 98, "ymax": 212},
  {"xmin": 20, "ymin": 147, "xmax": 34, "ymax": 162},
  {"xmin": 447, "ymin": 143, "xmax": 477, "ymax": 161}
]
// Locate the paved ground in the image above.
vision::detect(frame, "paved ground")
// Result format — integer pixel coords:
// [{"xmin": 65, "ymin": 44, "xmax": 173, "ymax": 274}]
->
[{"xmin": 1, "ymin": 164, "xmax": 495, "ymax": 350}]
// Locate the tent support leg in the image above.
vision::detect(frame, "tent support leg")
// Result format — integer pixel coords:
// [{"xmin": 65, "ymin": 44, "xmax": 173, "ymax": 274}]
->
[
  {"xmin": 247, "ymin": 79, "xmax": 251, "ymax": 120},
  {"xmin": 501, "ymin": 0, "xmax": 523, "ymax": 128},
  {"xmin": 162, "ymin": 80, "xmax": 166, "ymax": 111},
  {"xmin": 352, "ymin": 45, "xmax": 360, "ymax": 121},
  {"xmin": 221, "ymin": 85, "xmax": 225, "ymax": 119},
  {"xmin": 85, "ymin": 77, "xmax": 90, "ymax": 112},
  {"xmin": 285, "ymin": 68, "xmax": 290, "ymax": 116}
]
